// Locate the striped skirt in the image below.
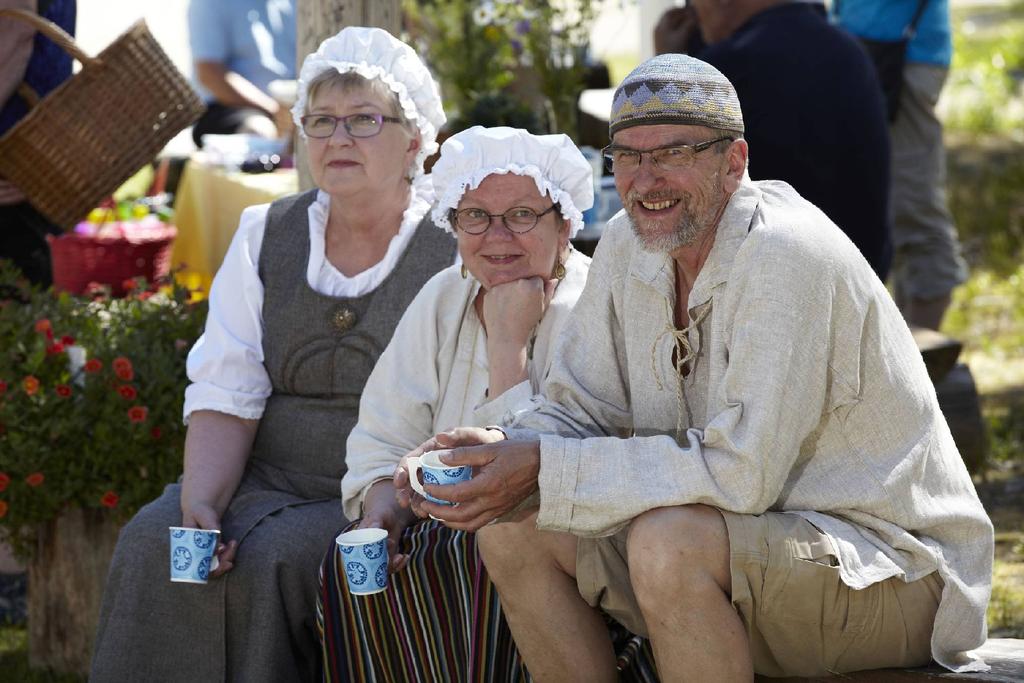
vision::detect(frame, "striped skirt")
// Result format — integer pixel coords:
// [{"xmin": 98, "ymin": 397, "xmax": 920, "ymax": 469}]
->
[{"xmin": 318, "ymin": 520, "xmax": 659, "ymax": 682}]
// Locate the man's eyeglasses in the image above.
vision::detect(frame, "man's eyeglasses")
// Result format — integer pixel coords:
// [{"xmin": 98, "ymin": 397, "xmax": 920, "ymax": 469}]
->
[
  {"xmin": 601, "ymin": 137, "xmax": 734, "ymax": 173},
  {"xmin": 452, "ymin": 204, "xmax": 559, "ymax": 235},
  {"xmin": 300, "ymin": 112, "xmax": 403, "ymax": 139}
]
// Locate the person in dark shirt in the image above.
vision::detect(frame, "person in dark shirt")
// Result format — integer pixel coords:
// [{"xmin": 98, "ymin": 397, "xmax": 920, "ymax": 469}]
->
[
  {"xmin": 656, "ymin": 0, "xmax": 892, "ymax": 278},
  {"xmin": 0, "ymin": 0, "xmax": 76, "ymax": 286}
]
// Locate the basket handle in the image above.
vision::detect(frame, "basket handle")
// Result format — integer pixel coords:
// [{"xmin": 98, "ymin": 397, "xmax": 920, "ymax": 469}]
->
[{"xmin": 0, "ymin": 8, "xmax": 97, "ymax": 68}]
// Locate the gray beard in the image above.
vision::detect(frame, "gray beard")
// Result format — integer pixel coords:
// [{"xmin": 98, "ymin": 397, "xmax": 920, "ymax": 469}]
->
[{"xmin": 625, "ymin": 172, "xmax": 725, "ymax": 253}]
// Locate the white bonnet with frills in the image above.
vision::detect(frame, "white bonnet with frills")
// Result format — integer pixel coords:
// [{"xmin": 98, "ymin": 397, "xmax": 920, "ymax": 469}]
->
[
  {"xmin": 430, "ymin": 126, "xmax": 595, "ymax": 238},
  {"xmin": 291, "ymin": 26, "xmax": 446, "ymax": 177}
]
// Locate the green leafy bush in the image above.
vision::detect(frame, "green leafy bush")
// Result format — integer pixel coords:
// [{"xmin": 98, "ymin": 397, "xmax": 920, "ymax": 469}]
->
[
  {"xmin": 0, "ymin": 262, "xmax": 207, "ymax": 556},
  {"xmin": 403, "ymin": 0, "xmax": 597, "ymax": 137}
]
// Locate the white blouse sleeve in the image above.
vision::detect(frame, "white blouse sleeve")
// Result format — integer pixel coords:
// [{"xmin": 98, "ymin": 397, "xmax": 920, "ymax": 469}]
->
[
  {"xmin": 340, "ymin": 274, "xmax": 451, "ymax": 520},
  {"xmin": 182, "ymin": 204, "xmax": 273, "ymax": 423}
]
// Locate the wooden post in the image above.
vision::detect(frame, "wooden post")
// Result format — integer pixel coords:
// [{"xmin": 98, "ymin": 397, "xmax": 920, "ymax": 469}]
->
[
  {"xmin": 295, "ymin": 0, "xmax": 402, "ymax": 191},
  {"xmin": 27, "ymin": 507, "xmax": 120, "ymax": 675}
]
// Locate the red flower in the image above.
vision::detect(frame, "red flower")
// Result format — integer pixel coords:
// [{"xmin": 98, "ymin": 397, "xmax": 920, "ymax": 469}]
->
[
  {"xmin": 150, "ymin": 426, "xmax": 162, "ymax": 440},
  {"xmin": 113, "ymin": 357, "xmax": 134, "ymax": 381},
  {"xmin": 61, "ymin": 335, "xmax": 76, "ymax": 346},
  {"xmin": 0, "ymin": 379, "xmax": 7, "ymax": 396},
  {"xmin": 0, "ymin": 500, "xmax": 7, "ymax": 519},
  {"xmin": 122, "ymin": 279, "xmax": 137, "ymax": 292},
  {"xmin": 100, "ymin": 491, "xmax": 119, "ymax": 508},
  {"xmin": 25, "ymin": 472, "xmax": 44, "ymax": 487},
  {"xmin": 46, "ymin": 342, "xmax": 65, "ymax": 356},
  {"xmin": 55, "ymin": 384, "xmax": 72, "ymax": 398},
  {"xmin": 128, "ymin": 406, "xmax": 148, "ymax": 423},
  {"xmin": 22, "ymin": 376, "xmax": 39, "ymax": 396},
  {"xmin": 137, "ymin": 291, "xmax": 154, "ymax": 301},
  {"xmin": 118, "ymin": 385, "xmax": 138, "ymax": 400},
  {"xmin": 84, "ymin": 358, "xmax": 103, "ymax": 373},
  {"xmin": 34, "ymin": 319, "xmax": 51, "ymax": 334},
  {"xmin": 0, "ymin": 472, "xmax": 10, "ymax": 493}
]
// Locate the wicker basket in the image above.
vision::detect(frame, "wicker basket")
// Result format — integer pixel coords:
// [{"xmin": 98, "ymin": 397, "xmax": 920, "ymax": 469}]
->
[
  {"xmin": 0, "ymin": 10, "xmax": 204, "ymax": 229},
  {"xmin": 47, "ymin": 225, "xmax": 178, "ymax": 296}
]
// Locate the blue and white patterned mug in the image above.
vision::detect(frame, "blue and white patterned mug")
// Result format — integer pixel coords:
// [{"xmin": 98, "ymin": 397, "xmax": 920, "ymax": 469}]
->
[
  {"xmin": 335, "ymin": 528, "xmax": 389, "ymax": 596},
  {"xmin": 406, "ymin": 448, "xmax": 472, "ymax": 507},
  {"xmin": 169, "ymin": 527, "xmax": 220, "ymax": 584}
]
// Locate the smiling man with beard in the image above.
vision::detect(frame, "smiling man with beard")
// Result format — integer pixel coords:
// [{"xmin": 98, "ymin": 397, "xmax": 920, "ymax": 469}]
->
[{"xmin": 394, "ymin": 54, "xmax": 994, "ymax": 681}]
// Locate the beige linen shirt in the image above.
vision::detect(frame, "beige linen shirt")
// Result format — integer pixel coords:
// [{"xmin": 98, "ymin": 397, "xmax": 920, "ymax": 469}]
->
[
  {"xmin": 341, "ymin": 251, "xmax": 590, "ymax": 521},
  {"xmin": 509, "ymin": 180, "xmax": 993, "ymax": 673}
]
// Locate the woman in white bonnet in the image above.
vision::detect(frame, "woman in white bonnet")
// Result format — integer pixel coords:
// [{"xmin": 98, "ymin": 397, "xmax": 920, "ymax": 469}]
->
[
  {"xmin": 319, "ymin": 126, "xmax": 601, "ymax": 681},
  {"xmin": 91, "ymin": 27, "xmax": 456, "ymax": 682}
]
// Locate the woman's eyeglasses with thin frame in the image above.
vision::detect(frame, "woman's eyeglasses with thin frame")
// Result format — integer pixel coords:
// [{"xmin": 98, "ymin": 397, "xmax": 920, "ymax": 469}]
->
[
  {"xmin": 451, "ymin": 205, "xmax": 559, "ymax": 235},
  {"xmin": 300, "ymin": 112, "xmax": 403, "ymax": 139}
]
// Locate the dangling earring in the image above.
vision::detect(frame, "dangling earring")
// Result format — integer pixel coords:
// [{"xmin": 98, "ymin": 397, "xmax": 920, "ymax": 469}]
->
[
  {"xmin": 553, "ymin": 259, "xmax": 566, "ymax": 281},
  {"xmin": 461, "ymin": 264, "xmax": 469, "ymax": 279}
]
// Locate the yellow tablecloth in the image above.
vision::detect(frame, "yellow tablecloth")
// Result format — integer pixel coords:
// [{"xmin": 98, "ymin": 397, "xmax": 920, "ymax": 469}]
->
[{"xmin": 171, "ymin": 156, "xmax": 298, "ymax": 295}]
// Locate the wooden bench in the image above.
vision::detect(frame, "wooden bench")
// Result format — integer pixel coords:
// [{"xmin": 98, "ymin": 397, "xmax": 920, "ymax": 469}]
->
[{"xmin": 754, "ymin": 639, "xmax": 1024, "ymax": 682}]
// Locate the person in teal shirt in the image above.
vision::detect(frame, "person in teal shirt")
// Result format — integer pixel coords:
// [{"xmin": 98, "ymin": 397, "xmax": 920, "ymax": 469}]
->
[{"xmin": 833, "ymin": 0, "xmax": 966, "ymax": 330}]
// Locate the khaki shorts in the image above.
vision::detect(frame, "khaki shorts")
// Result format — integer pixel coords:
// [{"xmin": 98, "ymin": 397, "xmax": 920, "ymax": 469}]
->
[{"xmin": 576, "ymin": 510, "xmax": 942, "ymax": 678}]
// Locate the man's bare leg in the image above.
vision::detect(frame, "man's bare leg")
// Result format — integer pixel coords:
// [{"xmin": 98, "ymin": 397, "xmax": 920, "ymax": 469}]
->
[
  {"xmin": 627, "ymin": 505, "xmax": 752, "ymax": 682},
  {"xmin": 477, "ymin": 511, "xmax": 617, "ymax": 683}
]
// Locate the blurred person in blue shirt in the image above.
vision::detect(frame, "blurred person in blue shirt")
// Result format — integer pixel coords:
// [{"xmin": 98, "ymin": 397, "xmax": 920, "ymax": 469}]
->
[
  {"xmin": 188, "ymin": 0, "xmax": 296, "ymax": 147},
  {"xmin": 834, "ymin": 0, "xmax": 966, "ymax": 330}
]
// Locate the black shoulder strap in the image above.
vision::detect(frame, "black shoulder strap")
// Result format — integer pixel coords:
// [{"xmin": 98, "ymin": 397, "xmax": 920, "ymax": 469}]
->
[{"xmin": 904, "ymin": 0, "xmax": 931, "ymax": 39}]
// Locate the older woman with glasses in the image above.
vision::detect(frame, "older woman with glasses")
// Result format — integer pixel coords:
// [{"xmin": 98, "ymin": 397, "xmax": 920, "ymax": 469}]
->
[
  {"xmin": 317, "ymin": 126, "xmax": 602, "ymax": 681},
  {"xmin": 91, "ymin": 27, "xmax": 455, "ymax": 682}
]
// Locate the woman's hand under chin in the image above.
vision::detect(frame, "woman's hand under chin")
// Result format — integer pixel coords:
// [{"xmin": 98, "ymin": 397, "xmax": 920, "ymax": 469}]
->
[
  {"xmin": 479, "ymin": 276, "xmax": 557, "ymax": 397},
  {"xmin": 480, "ymin": 276, "xmax": 556, "ymax": 346}
]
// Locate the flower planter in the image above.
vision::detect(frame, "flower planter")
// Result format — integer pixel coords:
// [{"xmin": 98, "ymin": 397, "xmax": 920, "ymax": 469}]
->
[{"xmin": 27, "ymin": 507, "xmax": 121, "ymax": 675}]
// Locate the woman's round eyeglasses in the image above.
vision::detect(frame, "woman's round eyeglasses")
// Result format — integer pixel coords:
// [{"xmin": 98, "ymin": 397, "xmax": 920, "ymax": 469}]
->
[
  {"xmin": 300, "ymin": 112, "xmax": 403, "ymax": 139},
  {"xmin": 452, "ymin": 205, "xmax": 559, "ymax": 235},
  {"xmin": 601, "ymin": 137, "xmax": 734, "ymax": 173}
]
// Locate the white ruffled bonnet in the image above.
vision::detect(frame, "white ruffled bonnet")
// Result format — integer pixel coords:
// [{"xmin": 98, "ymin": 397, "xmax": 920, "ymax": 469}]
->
[
  {"xmin": 430, "ymin": 126, "xmax": 595, "ymax": 238},
  {"xmin": 291, "ymin": 26, "xmax": 446, "ymax": 177}
]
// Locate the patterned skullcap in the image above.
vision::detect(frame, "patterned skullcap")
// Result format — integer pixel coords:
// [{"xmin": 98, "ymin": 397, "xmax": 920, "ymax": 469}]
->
[{"xmin": 609, "ymin": 54, "xmax": 744, "ymax": 136}]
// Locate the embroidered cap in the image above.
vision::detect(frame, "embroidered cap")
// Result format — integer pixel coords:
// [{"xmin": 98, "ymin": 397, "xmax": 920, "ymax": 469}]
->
[
  {"xmin": 430, "ymin": 126, "xmax": 595, "ymax": 238},
  {"xmin": 292, "ymin": 26, "xmax": 446, "ymax": 177},
  {"xmin": 609, "ymin": 54, "xmax": 744, "ymax": 136}
]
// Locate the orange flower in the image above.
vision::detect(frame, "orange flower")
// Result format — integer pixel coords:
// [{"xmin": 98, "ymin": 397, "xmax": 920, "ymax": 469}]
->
[
  {"xmin": 84, "ymin": 358, "xmax": 103, "ymax": 373},
  {"xmin": 113, "ymin": 356, "xmax": 133, "ymax": 381},
  {"xmin": 100, "ymin": 491, "xmax": 119, "ymax": 508},
  {"xmin": 118, "ymin": 385, "xmax": 137, "ymax": 401},
  {"xmin": 0, "ymin": 472, "xmax": 10, "ymax": 492},
  {"xmin": 128, "ymin": 406, "xmax": 148, "ymax": 423},
  {"xmin": 22, "ymin": 375, "xmax": 39, "ymax": 396},
  {"xmin": 55, "ymin": 384, "xmax": 72, "ymax": 398},
  {"xmin": 25, "ymin": 472, "xmax": 44, "ymax": 487},
  {"xmin": 0, "ymin": 500, "xmax": 7, "ymax": 519},
  {"xmin": 34, "ymin": 319, "xmax": 51, "ymax": 334}
]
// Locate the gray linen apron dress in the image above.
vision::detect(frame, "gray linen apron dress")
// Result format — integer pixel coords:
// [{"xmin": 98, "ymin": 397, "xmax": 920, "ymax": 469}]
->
[{"xmin": 90, "ymin": 190, "xmax": 456, "ymax": 682}]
